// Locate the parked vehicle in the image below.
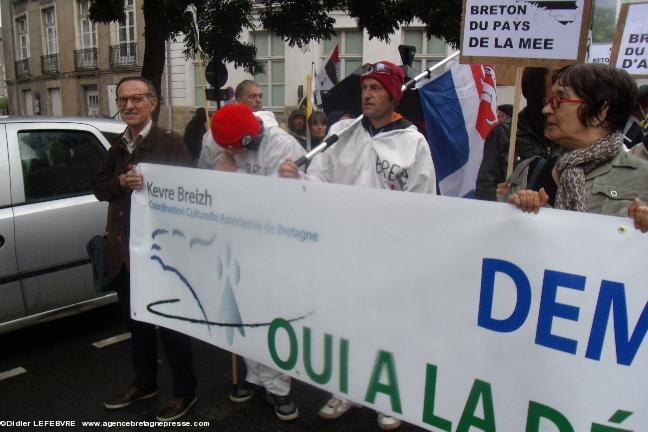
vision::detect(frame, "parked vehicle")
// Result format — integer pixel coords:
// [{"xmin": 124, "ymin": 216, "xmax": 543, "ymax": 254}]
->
[{"xmin": 0, "ymin": 116, "xmax": 125, "ymax": 334}]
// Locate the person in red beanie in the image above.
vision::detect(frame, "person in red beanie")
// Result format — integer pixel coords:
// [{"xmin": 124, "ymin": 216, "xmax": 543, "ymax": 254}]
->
[
  {"xmin": 278, "ymin": 60, "xmax": 436, "ymax": 430},
  {"xmin": 199, "ymin": 103, "xmax": 305, "ymax": 421}
]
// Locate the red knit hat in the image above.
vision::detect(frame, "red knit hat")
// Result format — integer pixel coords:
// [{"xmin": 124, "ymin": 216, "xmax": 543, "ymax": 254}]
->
[
  {"xmin": 210, "ymin": 103, "xmax": 261, "ymax": 149},
  {"xmin": 360, "ymin": 61, "xmax": 404, "ymax": 105}
]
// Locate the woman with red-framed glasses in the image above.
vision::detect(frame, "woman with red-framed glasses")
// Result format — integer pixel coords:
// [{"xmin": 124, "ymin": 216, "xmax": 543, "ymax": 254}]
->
[{"xmin": 500, "ymin": 63, "xmax": 648, "ymax": 226}]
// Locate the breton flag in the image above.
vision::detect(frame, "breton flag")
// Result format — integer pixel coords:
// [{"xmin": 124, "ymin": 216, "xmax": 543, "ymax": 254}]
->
[
  {"xmin": 313, "ymin": 45, "xmax": 340, "ymax": 110},
  {"xmin": 418, "ymin": 61, "xmax": 497, "ymax": 197}
]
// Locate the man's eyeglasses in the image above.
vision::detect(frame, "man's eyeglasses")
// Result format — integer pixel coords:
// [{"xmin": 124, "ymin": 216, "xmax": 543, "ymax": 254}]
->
[
  {"xmin": 116, "ymin": 93, "xmax": 152, "ymax": 108},
  {"xmin": 543, "ymin": 95, "xmax": 585, "ymax": 110},
  {"xmin": 362, "ymin": 62, "xmax": 396, "ymax": 76}
]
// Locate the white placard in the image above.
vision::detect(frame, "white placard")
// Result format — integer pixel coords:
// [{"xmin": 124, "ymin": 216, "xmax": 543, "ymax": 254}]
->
[
  {"xmin": 461, "ymin": 0, "xmax": 590, "ymax": 63},
  {"xmin": 131, "ymin": 164, "xmax": 647, "ymax": 431},
  {"xmin": 587, "ymin": 43, "xmax": 612, "ymax": 64},
  {"xmin": 612, "ymin": 2, "xmax": 648, "ymax": 76}
]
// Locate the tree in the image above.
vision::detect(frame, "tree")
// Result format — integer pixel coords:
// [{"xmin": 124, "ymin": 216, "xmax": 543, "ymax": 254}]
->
[{"xmin": 89, "ymin": 0, "xmax": 462, "ymax": 120}]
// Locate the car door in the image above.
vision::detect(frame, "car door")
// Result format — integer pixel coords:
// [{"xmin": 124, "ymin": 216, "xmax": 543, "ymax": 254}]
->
[
  {"xmin": 0, "ymin": 124, "xmax": 25, "ymax": 326},
  {"xmin": 6, "ymin": 122, "xmax": 110, "ymax": 316}
]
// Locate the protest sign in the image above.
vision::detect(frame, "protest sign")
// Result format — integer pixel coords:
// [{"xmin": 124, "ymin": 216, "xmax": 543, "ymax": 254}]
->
[
  {"xmin": 587, "ymin": 42, "xmax": 612, "ymax": 64},
  {"xmin": 460, "ymin": 0, "xmax": 592, "ymax": 66},
  {"xmin": 610, "ymin": 2, "xmax": 648, "ymax": 77},
  {"xmin": 131, "ymin": 164, "xmax": 647, "ymax": 431}
]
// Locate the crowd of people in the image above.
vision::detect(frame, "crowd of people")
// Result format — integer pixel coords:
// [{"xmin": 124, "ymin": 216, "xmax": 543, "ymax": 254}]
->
[{"xmin": 92, "ymin": 61, "xmax": 648, "ymax": 429}]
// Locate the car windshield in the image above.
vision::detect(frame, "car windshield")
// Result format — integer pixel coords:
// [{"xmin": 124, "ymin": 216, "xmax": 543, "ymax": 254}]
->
[{"xmin": 101, "ymin": 132, "xmax": 121, "ymax": 143}]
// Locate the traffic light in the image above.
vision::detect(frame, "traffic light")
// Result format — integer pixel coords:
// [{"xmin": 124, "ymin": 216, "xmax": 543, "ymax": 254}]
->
[
  {"xmin": 205, "ymin": 87, "xmax": 234, "ymax": 102},
  {"xmin": 205, "ymin": 59, "xmax": 232, "ymax": 102}
]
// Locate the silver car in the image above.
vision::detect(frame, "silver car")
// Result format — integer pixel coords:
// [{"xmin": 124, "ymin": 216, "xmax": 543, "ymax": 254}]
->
[{"xmin": 0, "ymin": 116, "xmax": 126, "ymax": 334}]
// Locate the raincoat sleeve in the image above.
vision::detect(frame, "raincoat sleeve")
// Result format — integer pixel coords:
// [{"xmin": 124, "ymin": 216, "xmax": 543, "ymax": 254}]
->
[
  {"xmin": 406, "ymin": 135, "xmax": 437, "ymax": 194},
  {"xmin": 266, "ymin": 133, "xmax": 306, "ymax": 176},
  {"xmin": 197, "ymin": 130, "xmax": 223, "ymax": 169},
  {"xmin": 296, "ymin": 119, "xmax": 354, "ymax": 183}
]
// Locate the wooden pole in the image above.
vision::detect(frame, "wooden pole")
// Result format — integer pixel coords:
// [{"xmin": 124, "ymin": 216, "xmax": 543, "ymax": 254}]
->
[
  {"xmin": 231, "ymin": 353, "xmax": 239, "ymax": 387},
  {"xmin": 506, "ymin": 66, "xmax": 524, "ymax": 178}
]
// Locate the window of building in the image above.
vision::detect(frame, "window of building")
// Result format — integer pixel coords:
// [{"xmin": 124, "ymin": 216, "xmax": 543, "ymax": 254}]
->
[
  {"xmin": 16, "ymin": 16, "xmax": 29, "ymax": 60},
  {"xmin": 118, "ymin": 0, "xmax": 135, "ymax": 44},
  {"xmin": 323, "ymin": 30, "xmax": 363, "ymax": 78},
  {"xmin": 253, "ymin": 31, "xmax": 285, "ymax": 108},
  {"xmin": 49, "ymin": 88, "xmax": 62, "ymax": 116},
  {"xmin": 42, "ymin": 8, "xmax": 58, "ymax": 55},
  {"xmin": 85, "ymin": 88, "xmax": 100, "ymax": 116},
  {"xmin": 23, "ymin": 90, "xmax": 33, "ymax": 115},
  {"xmin": 117, "ymin": 0, "xmax": 136, "ymax": 60},
  {"xmin": 403, "ymin": 29, "xmax": 447, "ymax": 75},
  {"xmin": 79, "ymin": 0, "xmax": 96, "ymax": 49},
  {"xmin": 18, "ymin": 130, "xmax": 106, "ymax": 202}
]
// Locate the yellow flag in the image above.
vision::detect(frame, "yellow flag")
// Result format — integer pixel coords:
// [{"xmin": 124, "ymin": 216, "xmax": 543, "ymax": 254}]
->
[{"xmin": 306, "ymin": 72, "xmax": 313, "ymax": 119}]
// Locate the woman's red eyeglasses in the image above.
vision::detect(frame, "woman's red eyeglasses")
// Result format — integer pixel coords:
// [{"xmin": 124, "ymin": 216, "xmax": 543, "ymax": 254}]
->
[{"xmin": 543, "ymin": 95, "xmax": 585, "ymax": 109}]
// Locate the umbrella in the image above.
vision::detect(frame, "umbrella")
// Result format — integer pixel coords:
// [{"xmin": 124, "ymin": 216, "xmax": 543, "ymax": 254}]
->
[{"xmin": 321, "ymin": 64, "xmax": 424, "ymax": 125}]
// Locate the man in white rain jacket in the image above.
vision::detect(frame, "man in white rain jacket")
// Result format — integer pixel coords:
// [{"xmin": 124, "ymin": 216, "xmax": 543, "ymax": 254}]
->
[
  {"xmin": 279, "ymin": 60, "xmax": 436, "ymax": 430},
  {"xmin": 280, "ymin": 62, "xmax": 435, "ymax": 194},
  {"xmin": 198, "ymin": 103, "xmax": 304, "ymax": 421}
]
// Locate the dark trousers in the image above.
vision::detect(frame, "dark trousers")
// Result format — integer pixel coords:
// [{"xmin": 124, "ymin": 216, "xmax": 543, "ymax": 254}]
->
[{"xmin": 114, "ymin": 267, "xmax": 197, "ymax": 398}]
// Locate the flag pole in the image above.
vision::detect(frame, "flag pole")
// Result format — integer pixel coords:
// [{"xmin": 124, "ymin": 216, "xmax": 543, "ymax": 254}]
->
[
  {"xmin": 506, "ymin": 66, "xmax": 524, "ymax": 178},
  {"xmin": 402, "ymin": 51, "xmax": 460, "ymax": 91},
  {"xmin": 185, "ymin": 4, "xmax": 209, "ymax": 123},
  {"xmin": 186, "ymin": 2, "xmax": 236, "ymax": 388},
  {"xmin": 306, "ymin": 63, "xmax": 314, "ymax": 151},
  {"xmin": 294, "ymin": 114, "xmax": 364, "ymax": 167}
]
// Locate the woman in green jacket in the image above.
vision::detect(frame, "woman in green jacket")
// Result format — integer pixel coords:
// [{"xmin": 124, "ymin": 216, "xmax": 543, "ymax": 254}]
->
[{"xmin": 503, "ymin": 63, "xmax": 648, "ymax": 217}]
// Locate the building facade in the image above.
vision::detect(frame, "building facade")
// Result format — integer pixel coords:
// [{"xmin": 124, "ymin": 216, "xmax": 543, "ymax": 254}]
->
[
  {"xmin": 1, "ymin": 0, "xmax": 144, "ymax": 118},
  {"xmin": 2, "ymin": 1, "xmax": 640, "ymax": 131},
  {"xmin": 0, "ymin": 29, "xmax": 8, "ymax": 113}
]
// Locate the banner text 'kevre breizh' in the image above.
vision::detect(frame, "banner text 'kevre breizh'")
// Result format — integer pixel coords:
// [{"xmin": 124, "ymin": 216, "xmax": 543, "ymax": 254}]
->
[{"xmin": 130, "ymin": 163, "xmax": 647, "ymax": 431}]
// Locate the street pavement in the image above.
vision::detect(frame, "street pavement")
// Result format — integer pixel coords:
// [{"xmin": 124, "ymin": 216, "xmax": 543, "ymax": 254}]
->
[{"xmin": 0, "ymin": 304, "xmax": 427, "ymax": 431}]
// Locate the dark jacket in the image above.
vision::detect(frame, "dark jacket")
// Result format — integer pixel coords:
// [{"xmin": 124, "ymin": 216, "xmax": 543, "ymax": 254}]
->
[
  {"xmin": 476, "ymin": 108, "xmax": 555, "ymax": 201},
  {"xmin": 92, "ymin": 125, "xmax": 191, "ymax": 278},
  {"xmin": 288, "ymin": 109, "xmax": 307, "ymax": 149},
  {"xmin": 183, "ymin": 117, "xmax": 207, "ymax": 163}
]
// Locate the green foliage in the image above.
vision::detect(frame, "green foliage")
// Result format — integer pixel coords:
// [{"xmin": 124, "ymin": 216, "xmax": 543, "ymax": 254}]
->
[
  {"xmin": 260, "ymin": 0, "xmax": 338, "ymax": 48},
  {"xmin": 592, "ymin": 6, "xmax": 616, "ymax": 44},
  {"xmin": 88, "ymin": 0, "xmax": 461, "ymax": 78},
  {"xmin": 88, "ymin": 0, "xmax": 126, "ymax": 23},
  {"xmin": 182, "ymin": 0, "xmax": 262, "ymax": 74}
]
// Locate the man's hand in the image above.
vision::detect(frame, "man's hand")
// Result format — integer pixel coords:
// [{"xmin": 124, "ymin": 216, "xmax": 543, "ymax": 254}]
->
[
  {"xmin": 508, "ymin": 188, "xmax": 549, "ymax": 213},
  {"xmin": 495, "ymin": 182, "xmax": 509, "ymax": 201},
  {"xmin": 119, "ymin": 165, "xmax": 144, "ymax": 190},
  {"xmin": 278, "ymin": 159, "xmax": 299, "ymax": 178},
  {"xmin": 216, "ymin": 151, "xmax": 239, "ymax": 172},
  {"xmin": 628, "ymin": 198, "xmax": 648, "ymax": 233}
]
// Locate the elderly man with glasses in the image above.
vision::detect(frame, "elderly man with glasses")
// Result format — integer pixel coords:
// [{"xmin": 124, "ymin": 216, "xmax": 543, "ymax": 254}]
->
[
  {"xmin": 278, "ymin": 61, "xmax": 437, "ymax": 430},
  {"xmin": 92, "ymin": 76, "xmax": 198, "ymax": 422}
]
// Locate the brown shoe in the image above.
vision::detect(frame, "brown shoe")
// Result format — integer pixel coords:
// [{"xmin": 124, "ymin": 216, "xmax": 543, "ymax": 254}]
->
[
  {"xmin": 156, "ymin": 396, "xmax": 197, "ymax": 421},
  {"xmin": 104, "ymin": 386, "xmax": 157, "ymax": 409}
]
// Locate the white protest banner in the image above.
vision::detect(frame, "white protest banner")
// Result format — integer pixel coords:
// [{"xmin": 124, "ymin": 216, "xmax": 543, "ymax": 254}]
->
[
  {"xmin": 610, "ymin": 2, "xmax": 648, "ymax": 77},
  {"xmin": 460, "ymin": 0, "xmax": 592, "ymax": 66},
  {"xmin": 131, "ymin": 163, "xmax": 647, "ymax": 431}
]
